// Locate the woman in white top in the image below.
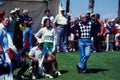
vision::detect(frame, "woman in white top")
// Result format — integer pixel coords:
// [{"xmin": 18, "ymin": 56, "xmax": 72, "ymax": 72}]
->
[{"xmin": 35, "ymin": 18, "xmax": 61, "ymax": 76}]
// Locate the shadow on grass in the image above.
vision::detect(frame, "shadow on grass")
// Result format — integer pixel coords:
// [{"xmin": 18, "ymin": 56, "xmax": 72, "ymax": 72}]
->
[
  {"xmin": 13, "ymin": 75, "xmax": 31, "ymax": 80},
  {"xmin": 59, "ymin": 70, "xmax": 69, "ymax": 74},
  {"xmin": 87, "ymin": 68, "xmax": 109, "ymax": 74},
  {"xmin": 53, "ymin": 70, "xmax": 69, "ymax": 78},
  {"xmin": 13, "ymin": 70, "xmax": 69, "ymax": 80}
]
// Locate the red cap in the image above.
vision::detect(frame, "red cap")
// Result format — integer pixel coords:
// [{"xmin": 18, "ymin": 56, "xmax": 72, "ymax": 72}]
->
[{"xmin": 0, "ymin": 10, "xmax": 5, "ymax": 17}]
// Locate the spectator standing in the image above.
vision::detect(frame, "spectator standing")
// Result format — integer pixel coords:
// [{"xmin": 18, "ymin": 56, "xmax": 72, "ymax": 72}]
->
[
  {"xmin": 90, "ymin": 13, "xmax": 101, "ymax": 52},
  {"xmin": 7, "ymin": 10, "xmax": 16, "ymax": 39},
  {"xmin": 114, "ymin": 17, "xmax": 120, "ymax": 50},
  {"xmin": 103, "ymin": 18, "xmax": 109, "ymax": 51},
  {"xmin": 14, "ymin": 8, "xmax": 23, "ymax": 22},
  {"xmin": 41, "ymin": 9, "xmax": 54, "ymax": 28},
  {"xmin": 0, "ymin": 17, "xmax": 13, "ymax": 80},
  {"xmin": 13, "ymin": 9, "xmax": 24, "ymax": 54},
  {"xmin": 53, "ymin": 7, "xmax": 68, "ymax": 52},
  {"xmin": 22, "ymin": 9, "xmax": 33, "ymax": 50},
  {"xmin": 104, "ymin": 20, "xmax": 115, "ymax": 51},
  {"xmin": 76, "ymin": 13, "xmax": 92, "ymax": 73},
  {"xmin": 69, "ymin": 17, "xmax": 79, "ymax": 51},
  {"xmin": 95, "ymin": 13, "xmax": 105, "ymax": 51}
]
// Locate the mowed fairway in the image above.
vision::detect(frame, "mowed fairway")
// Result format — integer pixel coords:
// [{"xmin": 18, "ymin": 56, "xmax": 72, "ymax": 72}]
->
[{"xmin": 14, "ymin": 51, "xmax": 120, "ymax": 80}]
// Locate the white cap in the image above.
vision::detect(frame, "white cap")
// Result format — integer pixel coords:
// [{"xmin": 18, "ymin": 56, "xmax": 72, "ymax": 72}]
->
[
  {"xmin": 67, "ymin": 12, "xmax": 71, "ymax": 16},
  {"xmin": 10, "ymin": 10, "xmax": 16, "ymax": 14},
  {"xmin": 90, "ymin": 13, "xmax": 95, "ymax": 17},
  {"xmin": 60, "ymin": 7, "xmax": 65, "ymax": 11},
  {"xmin": 15, "ymin": 7, "xmax": 20, "ymax": 11},
  {"xmin": 37, "ymin": 39, "xmax": 44, "ymax": 44},
  {"xmin": 23, "ymin": 9, "xmax": 28, "ymax": 13}
]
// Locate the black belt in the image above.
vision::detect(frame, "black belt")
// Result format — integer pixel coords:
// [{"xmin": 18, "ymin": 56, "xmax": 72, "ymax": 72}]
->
[
  {"xmin": 79, "ymin": 38, "xmax": 91, "ymax": 39},
  {"xmin": 26, "ymin": 26, "xmax": 31, "ymax": 28},
  {"xmin": 57, "ymin": 24, "xmax": 67, "ymax": 26}
]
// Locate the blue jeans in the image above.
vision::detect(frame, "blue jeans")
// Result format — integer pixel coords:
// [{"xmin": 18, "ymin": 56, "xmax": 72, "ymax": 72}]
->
[
  {"xmin": 23, "ymin": 27, "xmax": 33, "ymax": 50},
  {"xmin": 56, "ymin": 26, "xmax": 68, "ymax": 51},
  {"xmin": 78, "ymin": 39, "xmax": 91, "ymax": 71}
]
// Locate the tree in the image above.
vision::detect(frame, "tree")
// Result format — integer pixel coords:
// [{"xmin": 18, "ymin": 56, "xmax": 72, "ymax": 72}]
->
[
  {"xmin": 118, "ymin": 0, "xmax": 120, "ymax": 16},
  {"xmin": 66, "ymin": 0, "xmax": 70, "ymax": 45},
  {"xmin": 88, "ymin": 0, "xmax": 95, "ymax": 13}
]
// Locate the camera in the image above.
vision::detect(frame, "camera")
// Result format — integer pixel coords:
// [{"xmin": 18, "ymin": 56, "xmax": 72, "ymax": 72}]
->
[{"xmin": 0, "ymin": 56, "xmax": 10, "ymax": 75}]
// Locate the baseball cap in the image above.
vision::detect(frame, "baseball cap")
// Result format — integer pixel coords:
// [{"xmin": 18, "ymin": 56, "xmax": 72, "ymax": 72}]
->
[
  {"xmin": 10, "ymin": 10, "xmax": 16, "ymax": 14},
  {"xmin": 90, "ymin": 13, "xmax": 95, "ymax": 17},
  {"xmin": 23, "ymin": 9, "xmax": 28, "ymax": 13},
  {"xmin": 60, "ymin": 7, "xmax": 65, "ymax": 11},
  {"xmin": 15, "ymin": 7, "xmax": 20, "ymax": 11},
  {"xmin": 111, "ymin": 19, "xmax": 115, "ymax": 22}
]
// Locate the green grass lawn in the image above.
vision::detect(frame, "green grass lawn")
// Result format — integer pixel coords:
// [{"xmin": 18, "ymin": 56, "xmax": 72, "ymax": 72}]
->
[{"xmin": 14, "ymin": 51, "xmax": 120, "ymax": 80}]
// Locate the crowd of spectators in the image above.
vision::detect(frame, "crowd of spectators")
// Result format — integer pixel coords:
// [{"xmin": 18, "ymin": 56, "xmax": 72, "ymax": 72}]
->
[
  {"xmin": 0, "ymin": 7, "xmax": 120, "ymax": 80},
  {"xmin": 68, "ymin": 13, "xmax": 120, "ymax": 52}
]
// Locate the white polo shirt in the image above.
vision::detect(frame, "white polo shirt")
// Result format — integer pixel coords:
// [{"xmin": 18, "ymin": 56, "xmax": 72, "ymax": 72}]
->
[
  {"xmin": 28, "ymin": 46, "xmax": 51, "ymax": 59},
  {"xmin": 41, "ymin": 15, "xmax": 54, "ymax": 26},
  {"xmin": 54, "ymin": 13, "xmax": 67, "ymax": 25}
]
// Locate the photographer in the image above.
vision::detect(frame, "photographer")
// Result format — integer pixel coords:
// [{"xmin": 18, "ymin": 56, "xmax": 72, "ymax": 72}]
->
[{"xmin": 0, "ymin": 17, "xmax": 13, "ymax": 80}]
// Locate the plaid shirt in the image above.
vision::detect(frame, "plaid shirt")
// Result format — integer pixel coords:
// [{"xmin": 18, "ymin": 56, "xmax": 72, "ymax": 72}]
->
[{"xmin": 78, "ymin": 21, "xmax": 92, "ymax": 39}]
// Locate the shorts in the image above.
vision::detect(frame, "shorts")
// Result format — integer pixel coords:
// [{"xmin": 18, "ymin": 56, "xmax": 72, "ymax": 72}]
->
[{"xmin": 44, "ymin": 42, "xmax": 53, "ymax": 52}]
